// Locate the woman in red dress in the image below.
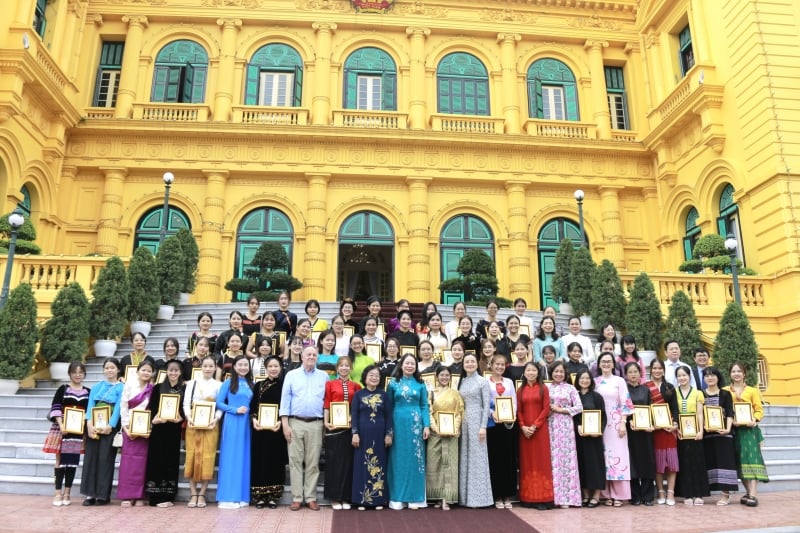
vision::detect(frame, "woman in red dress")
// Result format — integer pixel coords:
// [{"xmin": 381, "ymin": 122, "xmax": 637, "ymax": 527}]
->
[{"xmin": 517, "ymin": 361, "xmax": 553, "ymax": 510}]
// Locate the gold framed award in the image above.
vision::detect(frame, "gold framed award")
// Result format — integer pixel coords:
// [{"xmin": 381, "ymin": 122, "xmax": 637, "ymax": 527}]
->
[
  {"xmin": 581, "ymin": 410, "xmax": 603, "ymax": 436},
  {"xmin": 495, "ymin": 396, "xmax": 515, "ymax": 423},
  {"xmin": 157, "ymin": 393, "xmax": 181, "ymax": 421},
  {"xmin": 436, "ymin": 411, "xmax": 457, "ymax": 436},
  {"xmin": 518, "ymin": 324, "xmax": 531, "ymax": 338},
  {"xmin": 515, "ymin": 379, "xmax": 523, "ymax": 390},
  {"xmin": 123, "ymin": 365, "xmax": 137, "ymax": 384},
  {"xmin": 442, "ymin": 349, "xmax": 452, "ymax": 364},
  {"xmin": 400, "ymin": 346, "xmax": 417, "ymax": 358},
  {"xmin": 91, "ymin": 405, "xmax": 111, "ymax": 431},
  {"xmin": 631, "ymin": 405, "xmax": 653, "ymax": 431},
  {"xmin": 733, "ymin": 402, "xmax": 754, "ymax": 426},
  {"xmin": 365, "ymin": 342, "xmax": 382, "ymax": 363},
  {"xmin": 679, "ymin": 414, "xmax": 698, "ymax": 439},
  {"xmin": 311, "ymin": 331, "xmax": 321, "ymax": 344},
  {"xmin": 342, "ymin": 326, "xmax": 354, "ymax": 338},
  {"xmin": 384, "ymin": 376, "xmax": 394, "ymax": 391},
  {"xmin": 651, "ymin": 404, "xmax": 674, "ymax": 429},
  {"xmin": 191, "ymin": 367, "xmax": 203, "ymax": 382},
  {"xmin": 63, "ymin": 407, "xmax": 85, "ymax": 435},
  {"xmin": 704, "ymin": 405, "xmax": 725, "ymax": 432},
  {"xmin": 156, "ymin": 370, "xmax": 167, "ymax": 384},
  {"xmin": 128, "ymin": 409, "xmax": 151, "ymax": 436},
  {"xmin": 257, "ymin": 403, "xmax": 279, "ymax": 430},
  {"xmin": 449, "ymin": 375, "xmax": 461, "ymax": 390},
  {"xmin": 375, "ymin": 323, "xmax": 385, "ymax": 341},
  {"xmin": 329, "ymin": 401, "xmax": 350, "ymax": 429},
  {"xmin": 420, "ymin": 372, "xmax": 436, "ymax": 390},
  {"xmin": 191, "ymin": 400, "xmax": 216, "ymax": 429}
]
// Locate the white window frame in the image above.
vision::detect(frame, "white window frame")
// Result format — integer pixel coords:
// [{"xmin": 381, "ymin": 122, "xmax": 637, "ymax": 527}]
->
[
  {"xmin": 96, "ymin": 69, "xmax": 121, "ymax": 108},
  {"xmin": 357, "ymin": 75, "xmax": 382, "ymax": 111},
  {"xmin": 542, "ymin": 85, "xmax": 565, "ymax": 120},
  {"xmin": 607, "ymin": 92, "xmax": 627, "ymax": 130},
  {"xmin": 258, "ymin": 72, "xmax": 293, "ymax": 107}
]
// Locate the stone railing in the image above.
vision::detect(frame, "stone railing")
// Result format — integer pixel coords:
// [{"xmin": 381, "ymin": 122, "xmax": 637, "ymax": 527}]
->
[
  {"xmin": 611, "ymin": 130, "xmax": 638, "ymax": 142},
  {"xmin": 524, "ymin": 119, "xmax": 596, "ymax": 139},
  {"xmin": 132, "ymin": 103, "xmax": 210, "ymax": 121},
  {"xmin": 619, "ymin": 272, "xmax": 767, "ymax": 308},
  {"xmin": 333, "ymin": 110, "xmax": 408, "ymax": 129},
  {"xmin": 430, "ymin": 114, "xmax": 504, "ymax": 134},
  {"xmin": 652, "ymin": 64, "xmax": 716, "ymax": 122},
  {"xmin": 232, "ymin": 105, "xmax": 309, "ymax": 125},
  {"xmin": 83, "ymin": 108, "xmax": 116, "ymax": 119}
]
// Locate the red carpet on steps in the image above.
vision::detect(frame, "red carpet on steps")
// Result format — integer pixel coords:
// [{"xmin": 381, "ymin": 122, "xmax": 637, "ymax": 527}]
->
[{"xmin": 331, "ymin": 507, "xmax": 538, "ymax": 533}]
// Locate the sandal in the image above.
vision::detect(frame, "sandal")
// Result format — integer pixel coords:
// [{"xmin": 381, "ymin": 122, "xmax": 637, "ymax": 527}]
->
[
  {"xmin": 495, "ymin": 501, "xmax": 504, "ymax": 509},
  {"xmin": 187, "ymin": 495, "xmax": 198, "ymax": 508},
  {"xmin": 197, "ymin": 495, "xmax": 207, "ymax": 508},
  {"xmin": 53, "ymin": 494, "xmax": 63, "ymax": 507},
  {"xmin": 657, "ymin": 490, "xmax": 666, "ymax": 505},
  {"xmin": 267, "ymin": 500, "xmax": 277, "ymax": 509},
  {"xmin": 587, "ymin": 498, "xmax": 599, "ymax": 508},
  {"xmin": 613, "ymin": 499, "xmax": 623, "ymax": 507},
  {"xmin": 684, "ymin": 498, "xmax": 694, "ymax": 505},
  {"xmin": 504, "ymin": 501, "xmax": 513, "ymax": 509},
  {"xmin": 745, "ymin": 497, "xmax": 758, "ymax": 507},
  {"xmin": 582, "ymin": 497, "xmax": 589, "ymax": 507},
  {"xmin": 740, "ymin": 494, "xmax": 752, "ymax": 505},
  {"xmin": 604, "ymin": 499, "xmax": 614, "ymax": 507},
  {"xmin": 717, "ymin": 495, "xmax": 730, "ymax": 506},
  {"xmin": 157, "ymin": 502, "xmax": 174, "ymax": 508},
  {"xmin": 442, "ymin": 502, "xmax": 450, "ymax": 511},
  {"xmin": 666, "ymin": 490, "xmax": 675, "ymax": 506}
]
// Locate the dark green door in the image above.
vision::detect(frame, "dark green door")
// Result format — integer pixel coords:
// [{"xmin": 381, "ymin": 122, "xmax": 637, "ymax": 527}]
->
[{"xmin": 537, "ymin": 218, "xmax": 582, "ymax": 310}]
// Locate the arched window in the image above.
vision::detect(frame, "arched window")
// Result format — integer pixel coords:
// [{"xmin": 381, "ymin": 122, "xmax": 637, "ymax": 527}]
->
[
  {"xmin": 151, "ymin": 40, "xmax": 208, "ymax": 103},
  {"xmin": 436, "ymin": 53, "xmax": 490, "ymax": 116},
  {"xmin": 133, "ymin": 206, "xmax": 191, "ymax": 254},
  {"xmin": 527, "ymin": 58, "xmax": 579, "ymax": 121},
  {"xmin": 343, "ymin": 47, "xmax": 397, "ymax": 111},
  {"xmin": 717, "ymin": 184, "xmax": 744, "ymax": 263},
  {"xmin": 338, "ymin": 211, "xmax": 394, "ymax": 301},
  {"xmin": 439, "ymin": 215, "xmax": 494, "ymax": 304},
  {"xmin": 537, "ymin": 218, "xmax": 582, "ymax": 309},
  {"xmin": 683, "ymin": 207, "xmax": 700, "ymax": 260},
  {"xmin": 233, "ymin": 208, "xmax": 294, "ymax": 300},
  {"xmin": 244, "ymin": 44, "xmax": 303, "ymax": 107}
]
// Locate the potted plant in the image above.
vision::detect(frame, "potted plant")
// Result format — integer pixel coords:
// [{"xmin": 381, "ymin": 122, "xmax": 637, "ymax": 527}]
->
[
  {"xmin": 590, "ymin": 259, "xmax": 626, "ymax": 336},
  {"xmin": 550, "ymin": 238, "xmax": 574, "ymax": 314},
  {"xmin": 175, "ymin": 228, "xmax": 199, "ymax": 305},
  {"xmin": 625, "ymin": 272, "xmax": 663, "ymax": 375},
  {"xmin": 0, "ymin": 284, "xmax": 39, "ymax": 394},
  {"xmin": 569, "ymin": 246, "xmax": 595, "ymax": 329},
  {"xmin": 155, "ymin": 235, "xmax": 183, "ymax": 320},
  {"xmin": 40, "ymin": 283, "xmax": 90, "ymax": 380},
  {"xmin": 664, "ymin": 290, "xmax": 703, "ymax": 365},
  {"xmin": 89, "ymin": 256, "xmax": 129, "ymax": 358},
  {"xmin": 713, "ymin": 302, "xmax": 759, "ymax": 385},
  {"xmin": 224, "ymin": 241, "xmax": 303, "ymax": 301},
  {"xmin": 127, "ymin": 246, "xmax": 160, "ymax": 336}
]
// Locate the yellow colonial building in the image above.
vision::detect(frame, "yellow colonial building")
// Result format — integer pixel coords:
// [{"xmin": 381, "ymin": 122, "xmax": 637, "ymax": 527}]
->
[{"xmin": 0, "ymin": 0, "xmax": 799, "ymax": 401}]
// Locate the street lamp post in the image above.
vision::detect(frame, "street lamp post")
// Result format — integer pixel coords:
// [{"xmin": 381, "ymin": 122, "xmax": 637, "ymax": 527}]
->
[
  {"xmin": 0, "ymin": 209, "xmax": 25, "ymax": 309},
  {"xmin": 574, "ymin": 189, "xmax": 586, "ymax": 247},
  {"xmin": 724, "ymin": 233, "xmax": 741, "ymax": 306},
  {"xmin": 159, "ymin": 172, "xmax": 174, "ymax": 244}
]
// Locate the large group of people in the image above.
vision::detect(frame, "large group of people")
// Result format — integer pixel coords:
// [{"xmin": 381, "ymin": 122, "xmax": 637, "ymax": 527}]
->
[{"xmin": 44, "ymin": 295, "xmax": 769, "ymax": 511}]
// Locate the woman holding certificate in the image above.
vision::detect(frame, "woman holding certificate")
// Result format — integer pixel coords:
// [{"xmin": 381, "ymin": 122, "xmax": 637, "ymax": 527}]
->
[
  {"xmin": 118, "ymin": 360, "xmax": 155, "ymax": 507},
  {"xmin": 216, "ymin": 355, "xmax": 254, "ymax": 508},
  {"xmin": 486, "ymin": 354, "xmax": 517, "ymax": 509},
  {"xmin": 645, "ymin": 359, "xmax": 680, "ymax": 505},
  {"xmin": 45, "ymin": 361, "xmax": 90, "ymax": 506},
  {"xmin": 118, "ymin": 332, "xmax": 155, "ymax": 380},
  {"xmin": 517, "ymin": 362, "xmax": 553, "ymax": 510},
  {"xmin": 701, "ymin": 366, "xmax": 738, "ymax": 505},
  {"xmin": 216, "ymin": 331, "xmax": 245, "ymax": 381},
  {"xmin": 594, "ymin": 352, "xmax": 634, "ymax": 507},
  {"xmin": 387, "ymin": 354, "xmax": 430, "ymax": 510},
  {"xmin": 725, "ymin": 361, "xmax": 768, "ymax": 506},
  {"xmin": 215, "ymin": 311, "xmax": 248, "ymax": 360},
  {"xmin": 547, "ymin": 361, "xmax": 583, "ymax": 508},
  {"xmin": 573, "ymin": 369, "xmax": 606, "ymax": 508},
  {"xmin": 624, "ymin": 362, "xmax": 656, "ymax": 506},
  {"xmin": 145, "ymin": 359, "xmax": 184, "ymax": 507},
  {"xmin": 187, "ymin": 311, "xmax": 218, "ymax": 362},
  {"xmin": 81, "ymin": 358, "xmax": 124, "ymax": 506},
  {"xmin": 323, "ymin": 356, "xmax": 362, "ymax": 510},
  {"xmin": 246, "ymin": 311, "xmax": 282, "ymax": 361},
  {"xmin": 426, "ymin": 366, "xmax": 464, "ymax": 511},
  {"xmin": 249, "ymin": 355, "xmax": 287, "ymax": 509},
  {"xmin": 183, "ymin": 355, "xmax": 222, "ymax": 508},
  {"xmin": 674, "ymin": 365, "xmax": 709, "ymax": 505}
]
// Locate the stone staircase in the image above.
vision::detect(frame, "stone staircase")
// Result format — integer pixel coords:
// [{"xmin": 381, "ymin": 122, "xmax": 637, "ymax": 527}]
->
[{"xmin": 1, "ymin": 302, "xmax": 795, "ymax": 499}]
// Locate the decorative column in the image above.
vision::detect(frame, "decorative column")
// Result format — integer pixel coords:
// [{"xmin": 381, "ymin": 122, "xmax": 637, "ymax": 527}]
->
[
  {"xmin": 505, "ymin": 180, "xmax": 531, "ymax": 301},
  {"xmin": 311, "ymin": 22, "xmax": 336, "ymax": 126},
  {"xmin": 197, "ymin": 170, "xmax": 228, "ymax": 302},
  {"xmin": 14, "ymin": 0, "xmax": 35, "ymax": 25},
  {"xmin": 497, "ymin": 33, "xmax": 521, "ymax": 134},
  {"xmin": 213, "ymin": 18, "xmax": 241, "ymax": 121},
  {"xmin": 304, "ymin": 173, "xmax": 329, "ymax": 299},
  {"xmin": 406, "ymin": 177, "xmax": 431, "ymax": 300},
  {"xmin": 114, "ymin": 15, "xmax": 148, "ymax": 118},
  {"xmin": 95, "ymin": 167, "xmax": 127, "ymax": 255},
  {"xmin": 585, "ymin": 40, "xmax": 611, "ymax": 140},
  {"xmin": 643, "ymin": 30, "xmax": 664, "ymax": 104},
  {"xmin": 688, "ymin": 0, "xmax": 711, "ymax": 64},
  {"xmin": 406, "ymin": 27, "xmax": 430, "ymax": 130},
  {"xmin": 48, "ymin": 0, "xmax": 70, "ymax": 60},
  {"xmin": 599, "ymin": 186, "xmax": 624, "ymax": 266},
  {"xmin": 623, "ymin": 42, "xmax": 643, "ymax": 126}
]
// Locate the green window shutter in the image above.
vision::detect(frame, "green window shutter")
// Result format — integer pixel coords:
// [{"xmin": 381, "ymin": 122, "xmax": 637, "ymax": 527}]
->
[
  {"xmin": 244, "ymin": 64, "xmax": 260, "ymax": 105},
  {"xmin": 165, "ymin": 67, "xmax": 181, "ymax": 102},
  {"xmin": 535, "ymin": 79, "xmax": 544, "ymax": 118},
  {"xmin": 92, "ymin": 66, "xmax": 104, "ymax": 106},
  {"xmin": 182, "ymin": 63, "xmax": 195, "ymax": 103},
  {"xmin": 437, "ymin": 78, "xmax": 450, "ymax": 113},
  {"xmin": 565, "ymin": 83, "xmax": 579, "ymax": 120},
  {"xmin": 476, "ymin": 80, "xmax": 488, "ymax": 115},
  {"xmin": 344, "ymin": 70, "xmax": 358, "ymax": 109},
  {"xmin": 683, "ymin": 236, "xmax": 694, "ymax": 260},
  {"xmin": 191, "ymin": 66, "xmax": 207, "ymax": 103},
  {"xmin": 716, "ymin": 215, "xmax": 728, "ymax": 236},
  {"xmin": 293, "ymin": 65, "xmax": 303, "ymax": 107},
  {"xmin": 151, "ymin": 66, "xmax": 169, "ymax": 101},
  {"xmin": 382, "ymin": 71, "xmax": 396, "ymax": 111}
]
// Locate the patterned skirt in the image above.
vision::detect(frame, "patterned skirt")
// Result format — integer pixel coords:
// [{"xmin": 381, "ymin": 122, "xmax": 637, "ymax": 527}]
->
[{"xmin": 734, "ymin": 426, "xmax": 769, "ymax": 482}]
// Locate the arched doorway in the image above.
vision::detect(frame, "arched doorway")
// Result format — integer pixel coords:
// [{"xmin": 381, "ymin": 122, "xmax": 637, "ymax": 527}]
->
[
  {"xmin": 234, "ymin": 207, "xmax": 294, "ymax": 301},
  {"xmin": 537, "ymin": 218, "xmax": 582, "ymax": 310},
  {"xmin": 133, "ymin": 205, "xmax": 190, "ymax": 254},
  {"xmin": 439, "ymin": 214, "xmax": 494, "ymax": 304},
  {"xmin": 337, "ymin": 211, "xmax": 394, "ymax": 301}
]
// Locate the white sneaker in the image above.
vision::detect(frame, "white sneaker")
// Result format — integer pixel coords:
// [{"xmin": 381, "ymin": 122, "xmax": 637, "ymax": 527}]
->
[{"xmin": 218, "ymin": 502, "xmax": 239, "ymax": 509}]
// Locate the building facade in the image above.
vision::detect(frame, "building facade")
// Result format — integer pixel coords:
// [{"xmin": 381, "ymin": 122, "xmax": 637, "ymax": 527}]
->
[{"xmin": 1, "ymin": 0, "xmax": 799, "ymax": 401}]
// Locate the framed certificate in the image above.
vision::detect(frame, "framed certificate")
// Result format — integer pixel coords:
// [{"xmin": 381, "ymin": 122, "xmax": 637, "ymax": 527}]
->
[
  {"xmin": 191, "ymin": 367, "xmax": 203, "ymax": 381},
  {"xmin": 449, "ymin": 375, "xmax": 461, "ymax": 390},
  {"xmin": 436, "ymin": 412, "xmax": 457, "ymax": 436},
  {"xmin": 63, "ymin": 407, "xmax": 85, "ymax": 435},
  {"xmin": 329, "ymin": 401, "xmax": 350, "ymax": 429},
  {"xmin": 679, "ymin": 414, "xmax": 698, "ymax": 439},
  {"xmin": 375, "ymin": 323, "xmax": 385, "ymax": 341},
  {"xmin": 442, "ymin": 349, "xmax": 452, "ymax": 364},
  {"xmin": 631, "ymin": 405, "xmax": 653, "ymax": 431},
  {"xmin": 276, "ymin": 331, "xmax": 287, "ymax": 349},
  {"xmin": 515, "ymin": 379, "xmax": 523, "ymax": 390},
  {"xmin": 651, "ymin": 404, "xmax": 673, "ymax": 429},
  {"xmin": 518, "ymin": 324, "xmax": 531, "ymax": 338},
  {"xmin": 704, "ymin": 405, "xmax": 725, "ymax": 431},
  {"xmin": 311, "ymin": 331, "xmax": 321, "ymax": 344},
  {"xmin": 384, "ymin": 376, "xmax": 394, "ymax": 391},
  {"xmin": 257, "ymin": 403, "xmax": 279, "ymax": 430},
  {"xmin": 157, "ymin": 393, "xmax": 181, "ymax": 422},
  {"xmin": 342, "ymin": 326, "xmax": 354, "ymax": 338},
  {"xmin": 271, "ymin": 338, "xmax": 280, "ymax": 356},
  {"xmin": 365, "ymin": 343, "xmax": 382, "ymax": 363},
  {"xmin": 156, "ymin": 370, "xmax": 167, "ymax": 384},
  {"xmin": 569, "ymin": 373, "xmax": 577, "ymax": 386},
  {"xmin": 733, "ymin": 402, "xmax": 754, "ymax": 426},
  {"xmin": 581, "ymin": 410, "xmax": 603, "ymax": 436},
  {"xmin": 191, "ymin": 400, "xmax": 216, "ymax": 429},
  {"xmin": 420, "ymin": 372, "xmax": 436, "ymax": 390},
  {"xmin": 254, "ymin": 375, "xmax": 267, "ymax": 383},
  {"xmin": 400, "ymin": 346, "xmax": 417, "ymax": 358},
  {"xmin": 495, "ymin": 396, "xmax": 515, "ymax": 423},
  {"xmin": 128, "ymin": 409, "xmax": 151, "ymax": 436},
  {"xmin": 91, "ymin": 406, "xmax": 111, "ymax": 431},
  {"xmin": 123, "ymin": 365, "xmax": 137, "ymax": 384}
]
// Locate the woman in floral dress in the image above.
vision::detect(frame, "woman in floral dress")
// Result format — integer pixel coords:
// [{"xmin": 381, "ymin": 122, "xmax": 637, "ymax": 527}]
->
[{"xmin": 547, "ymin": 361, "xmax": 583, "ymax": 508}]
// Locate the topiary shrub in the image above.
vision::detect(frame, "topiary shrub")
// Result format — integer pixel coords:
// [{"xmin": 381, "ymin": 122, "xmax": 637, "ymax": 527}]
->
[
  {"xmin": 40, "ymin": 283, "xmax": 90, "ymax": 363},
  {"xmin": 156, "ymin": 235, "xmax": 184, "ymax": 307},
  {"xmin": 89, "ymin": 256, "xmax": 129, "ymax": 340},
  {"xmin": 550, "ymin": 238, "xmax": 574, "ymax": 306},
  {"xmin": 590, "ymin": 259, "xmax": 626, "ymax": 331},
  {"xmin": 175, "ymin": 228, "xmax": 199, "ymax": 294},
  {"xmin": 713, "ymin": 302, "xmax": 759, "ymax": 387},
  {"xmin": 128, "ymin": 247, "xmax": 159, "ymax": 322},
  {"xmin": 625, "ymin": 272, "xmax": 663, "ymax": 351},
  {"xmin": 678, "ymin": 259, "xmax": 704, "ymax": 274},
  {"xmin": 0, "ymin": 284, "xmax": 39, "ymax": 380},
  {"xmin": 693, "ymin": 234, "xmax": 726, "ymax": 259},
  {"xmin": 0, "ymin": 213, "xmax": 41, "ymax": 254},
  {"xmin": 664, "ymin": 290, "xmax": 703, "ymax": 364},
  {"xmin": 569, "ymin": 246, "xmax": 595, "ymax": 317}
]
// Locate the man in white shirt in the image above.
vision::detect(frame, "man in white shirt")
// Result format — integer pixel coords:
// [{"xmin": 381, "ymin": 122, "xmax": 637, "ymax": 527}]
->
[
  {"xmin": 560, "ymin": 315, "xmax": 595, "ymax": 365},
  {"xmin": 663, "ymin": 340, "xmax": 689, "ymax": 387}
]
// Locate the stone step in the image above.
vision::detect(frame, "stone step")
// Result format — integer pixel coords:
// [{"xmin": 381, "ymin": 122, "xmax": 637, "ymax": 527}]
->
[
  {"xmin": 0, "ymin": 429, "xmax": 47, "ymax": 443},
  {"xmin": 762, "ymin": 446, "xmax": 800, "ymax": 461},
  {"xmin": 760, "ymin": 434, "xmax": 800, "ymax": 447},
  {"xmin": 764, "ymin": 459, "xmax": 800, "ymax": 477},
  {"xmin": 760, "ymin": 424, "xmax": 800, "ymax": 436},
  {"xmin": 0, "ymin": 395, "xmax": 52, "ymax": 407},
  {"xmin": 0, "ymin": 443, "xmax": 48, "ymax": 460},
  {"xmin": 756, "ymin": 414, "xmax": 800, "ymax": 425},
  {"xmin": 0, "ymin": 405, "xmax": 51, "ymax": 419},
  {"xmin": 758, "ymin": 475, "xmax": 800, "ymax": 493},
  {"xmin": 0, "ymin": 417, "xmax": 51, "ymax": 431},
  {"xmin": 763, "ymin": 406, "xmax": 800, "ymax": 416}
]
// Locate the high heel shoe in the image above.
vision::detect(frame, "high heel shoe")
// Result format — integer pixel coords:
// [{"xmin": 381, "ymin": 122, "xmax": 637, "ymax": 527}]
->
[
  {"xmin": 666, "ymin": 490, "xmax": 675, "ymax": 506},
  {"xmin": 657, "ymin": 490, "xmax": 666, "ymax": 505}
]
